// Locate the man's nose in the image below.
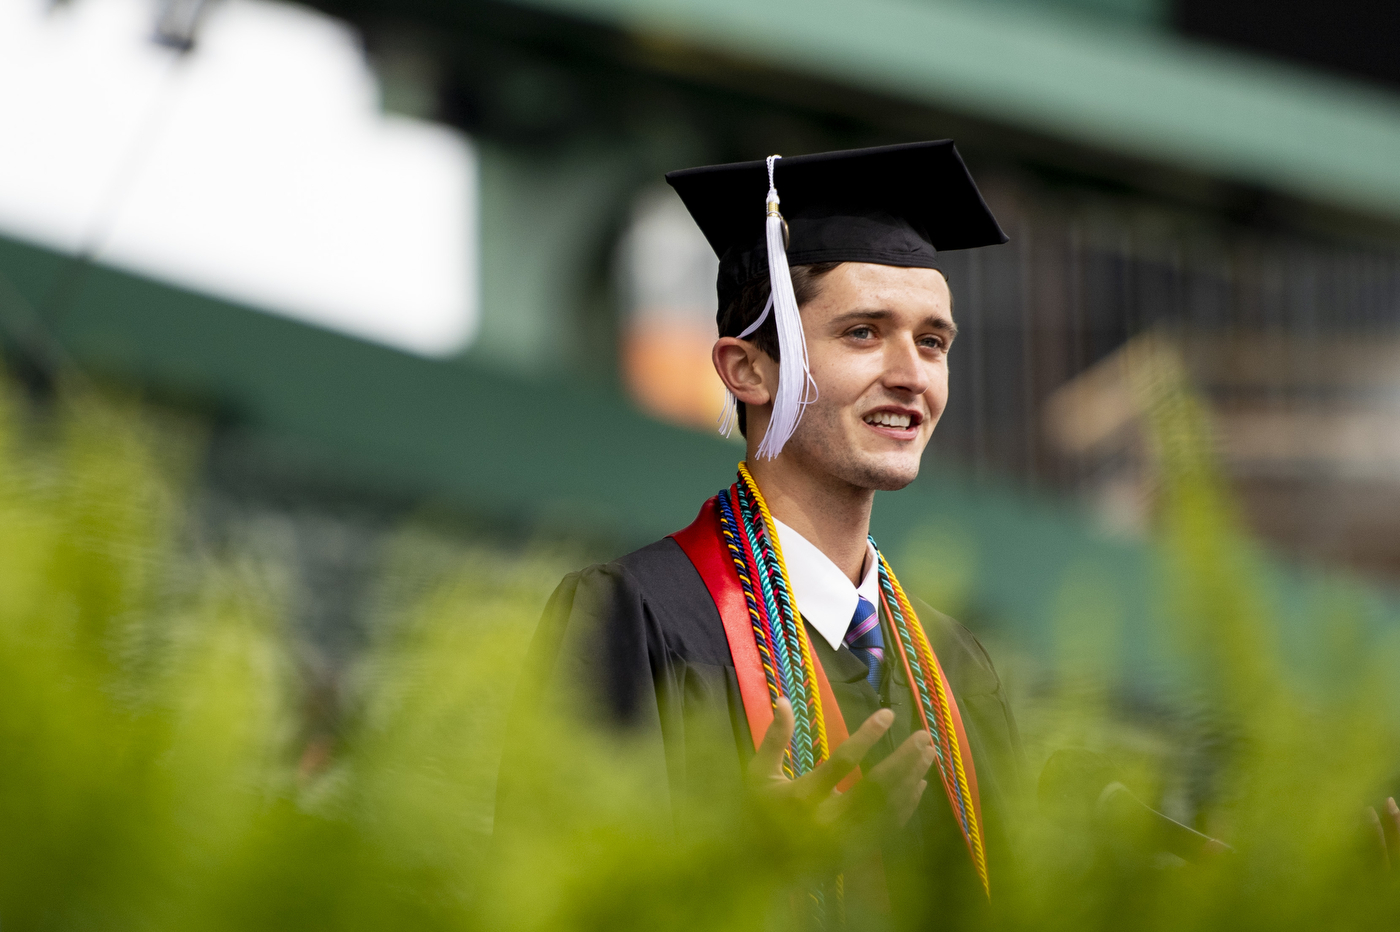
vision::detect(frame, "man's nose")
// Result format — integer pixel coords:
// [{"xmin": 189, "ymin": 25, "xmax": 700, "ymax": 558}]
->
[{"xmin": 882, "ymin": 335, "xmax": 931, "ymax": 395}]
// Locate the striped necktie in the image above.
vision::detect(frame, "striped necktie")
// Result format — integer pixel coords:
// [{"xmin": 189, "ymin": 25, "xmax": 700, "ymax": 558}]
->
[{"xmin": 844, "ymin": 595, "xmax": 884, "ymax": 688}]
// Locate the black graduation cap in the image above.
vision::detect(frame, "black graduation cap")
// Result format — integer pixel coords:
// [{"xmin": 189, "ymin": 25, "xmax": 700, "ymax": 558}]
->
[{"xmin": 665, "ymin": 140, "xmax": 1008, "ymax": 315}]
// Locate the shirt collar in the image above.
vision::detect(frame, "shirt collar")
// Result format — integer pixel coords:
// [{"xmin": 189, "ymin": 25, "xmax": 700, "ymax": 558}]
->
[{"xmin": 772, "ymin": 518, "xmax": 881, "ymax": 651}]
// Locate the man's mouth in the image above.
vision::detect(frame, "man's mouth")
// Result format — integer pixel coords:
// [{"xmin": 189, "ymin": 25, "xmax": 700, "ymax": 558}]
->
[{"xmin": 862, "ymin": 409, "xmax": 922, "ymax": 434}]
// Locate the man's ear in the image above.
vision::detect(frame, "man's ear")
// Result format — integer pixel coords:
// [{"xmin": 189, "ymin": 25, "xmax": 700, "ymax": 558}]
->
[{"xmin": 712, "ymin": 337, "xmax": 773, "ymax": 407}]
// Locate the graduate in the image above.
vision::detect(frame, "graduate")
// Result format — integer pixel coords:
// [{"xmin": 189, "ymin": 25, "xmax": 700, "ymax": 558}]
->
[{"xmin": 497, "ymin": 141, "xmax": 1025, "ymax": 921}]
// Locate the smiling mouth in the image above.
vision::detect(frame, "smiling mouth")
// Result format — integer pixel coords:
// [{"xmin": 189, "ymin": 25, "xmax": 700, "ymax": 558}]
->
[{"xmin": 863, "ymin": 410, "xmax": 921, "ymax": 431}]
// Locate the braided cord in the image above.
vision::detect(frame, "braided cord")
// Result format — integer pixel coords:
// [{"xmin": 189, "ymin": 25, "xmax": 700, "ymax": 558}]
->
[
  {"xmin": 877, "ymin": 561, "xmax": 959, "ymax": 827},
  {"xmin": 734, "ymin": 485, "xmax": 800, "ymax": 702},
  {"xmin": 733, "ymin": 481, "xmax": 815, "ymax": 769},
  {"xmin": 716, "ymin": 489, "xmax": 783, "ymax": 710},
  {"xmin": 729, "ymin": 487, "xmax": 789, "ymax": 692},
  {"xmin": 720, "ymin": 476, "xmax": 821, "ymax": 774},
  {"xmin": 876, "ymin": 547, "xmax": 989, "ymax": 896},
  {"xmin": 734, "ymin": 475, "xmax": 813, "ymax": 766},
  {"xmin": 718, "ymin": 488, "xmax": 801, "ymax": 777},
  {"xmin": 878, "ymin": 566, "xmax": 946, "ymax": 764},
  {"xmin": 738, "ymin": 463, "xmax": 829, "ymax": 766}
]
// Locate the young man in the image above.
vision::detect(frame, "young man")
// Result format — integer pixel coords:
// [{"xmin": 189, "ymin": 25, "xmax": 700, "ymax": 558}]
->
[{"xmin": 497, "ymin": 142, "xmax": 1024, "ymax": 920}]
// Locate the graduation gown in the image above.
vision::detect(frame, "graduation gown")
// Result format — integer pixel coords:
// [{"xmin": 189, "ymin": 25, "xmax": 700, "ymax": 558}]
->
[{"xmin": 495, "ymin": 533, "xmax": 1027, "ymax": 919}]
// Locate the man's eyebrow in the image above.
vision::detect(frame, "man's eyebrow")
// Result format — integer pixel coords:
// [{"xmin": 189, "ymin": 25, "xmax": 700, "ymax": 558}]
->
[{"xmin": 829, "ymin": 308, "xmax": 959, "ymax": 338}]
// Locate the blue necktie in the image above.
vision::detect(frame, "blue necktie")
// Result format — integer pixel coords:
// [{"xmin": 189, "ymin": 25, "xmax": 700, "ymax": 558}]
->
[{"xmin": 844, "ymin": 595, "xmax": 884, "ymax": 689}]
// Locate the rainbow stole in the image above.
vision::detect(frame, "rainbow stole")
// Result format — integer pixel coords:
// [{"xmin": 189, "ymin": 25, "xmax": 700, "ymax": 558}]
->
[{"xmin": 671, "ymin": 464, "xmax": 988, "ymax": 895}]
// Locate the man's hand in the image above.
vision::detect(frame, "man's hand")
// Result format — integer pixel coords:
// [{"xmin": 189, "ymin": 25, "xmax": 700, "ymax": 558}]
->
[
  {"xmin": 1367, "ymin": 796, "xmax": 1400, "ymax": 870},
  {"xmin": 749, "ymin": 697, "xmax": 937, "ymax": 831}
]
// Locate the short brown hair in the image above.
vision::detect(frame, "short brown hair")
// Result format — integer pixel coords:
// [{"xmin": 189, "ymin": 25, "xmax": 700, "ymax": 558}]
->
[{"xmin": 716, "ymin": 262, "xmax": 841, "ymax": 436}]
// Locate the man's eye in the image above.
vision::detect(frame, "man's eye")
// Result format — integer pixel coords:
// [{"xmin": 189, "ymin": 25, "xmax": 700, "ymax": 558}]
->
[
  {"xmin": 850, "ymin": 326, "xmax": 874, "ymax": 340},
  {"xmin": 919, "ymin": 336, "xmax": 946, "ymax": 350}
]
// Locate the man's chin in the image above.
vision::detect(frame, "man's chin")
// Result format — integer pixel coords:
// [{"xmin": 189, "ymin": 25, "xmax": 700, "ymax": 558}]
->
[
  {"xmin": 850, "ymin": 458, "xmax": 920, "ymax": 492},
  {"xmin": 872, "ymin": 474, "xmax": 917, "ymax": 492}
]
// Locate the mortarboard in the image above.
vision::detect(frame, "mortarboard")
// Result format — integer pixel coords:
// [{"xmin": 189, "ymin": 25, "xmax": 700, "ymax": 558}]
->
[{"xmin": 665, "ymin": 140, "xmax": 1007, "ymax": 458}]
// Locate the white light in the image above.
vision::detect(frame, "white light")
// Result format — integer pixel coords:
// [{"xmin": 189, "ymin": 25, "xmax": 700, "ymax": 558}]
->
[
  {"xmin": 0, "ymin": 0, "xmax": 478, "ymax": 356},
  {"xmin": 620, "ymin": 187, "xmax": 718, "ymax": 325}
]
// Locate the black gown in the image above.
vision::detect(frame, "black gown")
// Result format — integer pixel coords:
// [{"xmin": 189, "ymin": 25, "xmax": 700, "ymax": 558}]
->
[{"xmin": 495, "ymin": 534, "xmax": 1027, "ymax": 922}]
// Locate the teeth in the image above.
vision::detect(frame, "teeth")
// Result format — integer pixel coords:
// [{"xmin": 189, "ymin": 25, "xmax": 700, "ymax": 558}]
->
[{"xmin": 865, "ymin": 412, "xmax": 912, "ymax": 429}]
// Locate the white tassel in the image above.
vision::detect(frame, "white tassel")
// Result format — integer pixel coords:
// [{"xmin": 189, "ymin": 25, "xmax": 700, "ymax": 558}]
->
[
  {"xmin": 754, "ymin": 155, "xmax": 816, "ymax": 460},
  {"xmin": 717, "ymin": 392, "xmax": 739, "ymax": 438}
]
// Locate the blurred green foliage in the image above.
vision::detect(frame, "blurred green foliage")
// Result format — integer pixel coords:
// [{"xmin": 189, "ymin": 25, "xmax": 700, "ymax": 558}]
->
[{"xmin": 2, "ymin": 359, "xmax": 1400, "ymax": 931}]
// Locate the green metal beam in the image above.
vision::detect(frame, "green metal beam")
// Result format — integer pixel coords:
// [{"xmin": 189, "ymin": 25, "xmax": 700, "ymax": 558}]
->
[
  {"xmin": 470, "ymin": 136, "xmax": 641, "ymax": 376},
  {"xmin": 499, "ymin": 0, "xmax": 1400, "ymax": 222}
]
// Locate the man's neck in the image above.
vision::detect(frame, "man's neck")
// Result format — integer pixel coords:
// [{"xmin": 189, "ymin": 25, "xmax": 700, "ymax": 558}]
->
[{"xmin": 745, "ymin": 455, "xmax": 874, "ymax": 586}]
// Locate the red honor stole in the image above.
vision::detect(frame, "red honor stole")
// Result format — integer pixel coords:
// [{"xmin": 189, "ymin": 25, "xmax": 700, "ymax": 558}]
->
[{"xmin": 671, "ymin": 487, "xmax": 988, "ymax": 895}]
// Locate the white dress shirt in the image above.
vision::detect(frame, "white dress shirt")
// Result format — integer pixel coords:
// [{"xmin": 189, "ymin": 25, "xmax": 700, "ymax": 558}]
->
[{"xmin": 772, "ymin": 518, "xmax": 882, "ymax": 651}]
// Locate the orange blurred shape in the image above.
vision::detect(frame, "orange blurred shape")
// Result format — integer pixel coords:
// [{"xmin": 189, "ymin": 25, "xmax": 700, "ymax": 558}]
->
[{"xmin": 622, "ymin": 316, "xmax": 729, "ymax": 433}]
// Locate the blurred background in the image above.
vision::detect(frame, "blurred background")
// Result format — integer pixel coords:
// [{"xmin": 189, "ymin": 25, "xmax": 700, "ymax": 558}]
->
[{"xmin": 4, "ymin": 0, "xmax": 1400, "ymax": 701}]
